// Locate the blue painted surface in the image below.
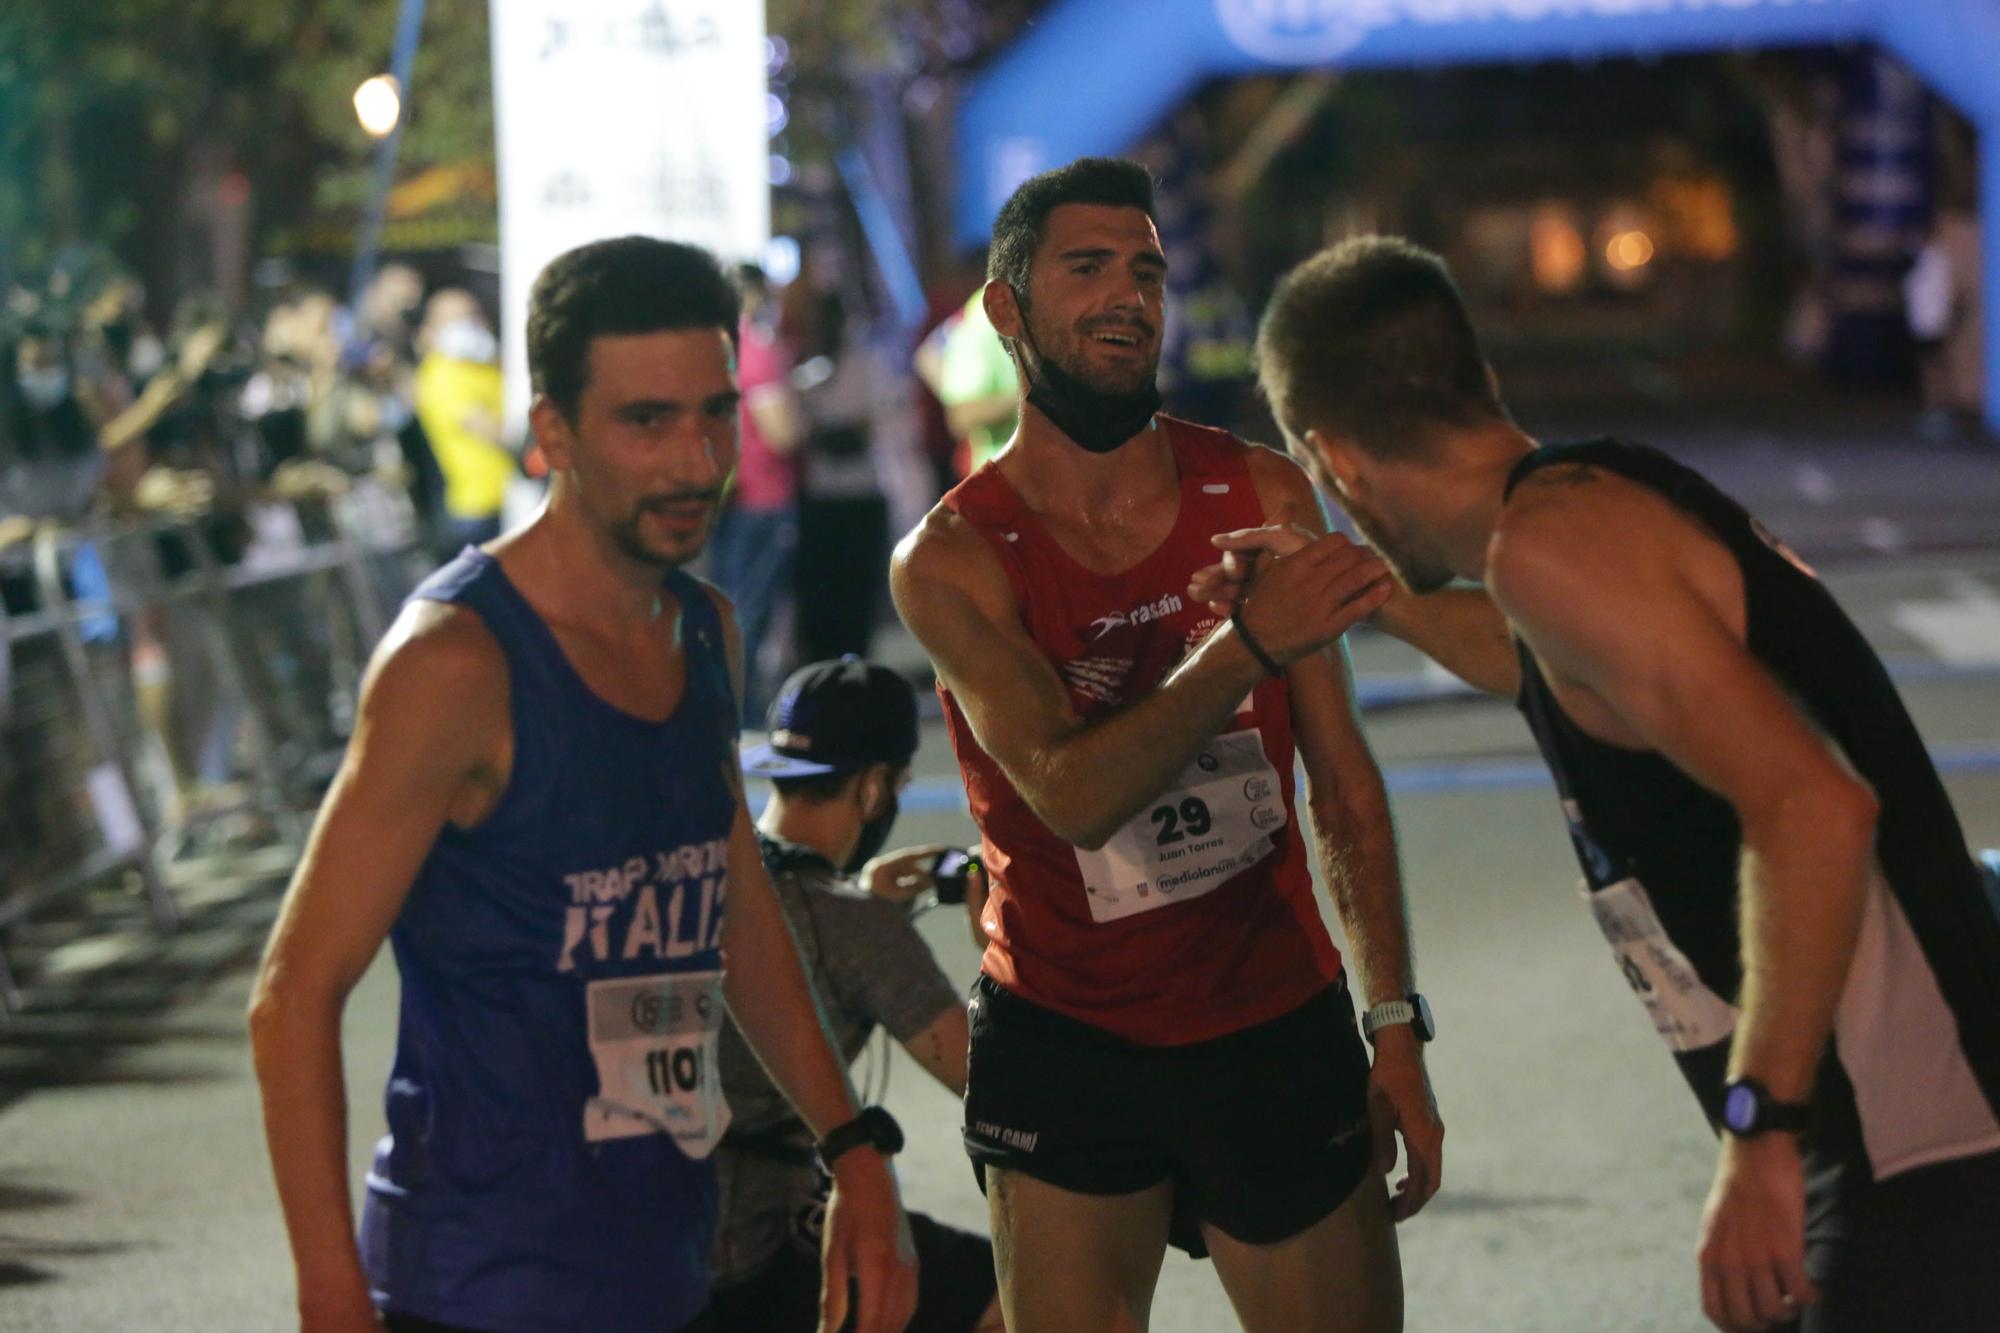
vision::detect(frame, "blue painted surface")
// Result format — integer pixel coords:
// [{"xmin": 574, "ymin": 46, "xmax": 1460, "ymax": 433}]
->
[{"xmin": 955, "ymin": 0, "xmax": 2000, "ymax": 432}]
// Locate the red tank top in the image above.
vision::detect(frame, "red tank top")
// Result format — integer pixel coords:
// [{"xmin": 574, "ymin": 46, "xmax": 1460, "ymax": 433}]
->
[{"xmin": 939, "ymin": 417, "xmax": 1343, "ymax": 1045}]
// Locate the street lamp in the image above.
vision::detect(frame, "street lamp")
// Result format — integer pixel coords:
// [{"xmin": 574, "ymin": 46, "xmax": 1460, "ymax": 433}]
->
[{"xmin": 354, "ymin": 74, "xmax": 402, "ymax": 139}]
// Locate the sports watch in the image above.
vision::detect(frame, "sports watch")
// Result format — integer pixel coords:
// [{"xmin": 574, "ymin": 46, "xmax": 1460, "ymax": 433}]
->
[
  {"xmin": 814, "ymin": 1105, "xmax": 905, "ymax": 1171},
  {"xmin": 1720, "ymin": 1077, "xmax": 1811, "ymax": 1138},
  {"xmin": 1361, "ymin": 993, "xmax": 1435, "ymax": 1044}
]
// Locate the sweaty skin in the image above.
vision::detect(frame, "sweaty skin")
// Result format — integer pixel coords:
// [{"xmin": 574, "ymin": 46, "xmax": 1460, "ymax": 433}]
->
[
  {"xmin": 895, "ymin": 199, "xmax": 1428, "ymax": 1333},
  {"xmin": 1195, "ymin": 434, "xmax": 1876, "ymax": 1333},
  {"xmin": 250, "ymin": 327, "xmax": 918, "ymax": 1333}
]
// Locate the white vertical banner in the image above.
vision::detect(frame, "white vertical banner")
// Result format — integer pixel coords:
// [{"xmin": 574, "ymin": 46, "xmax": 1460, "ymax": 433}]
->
[{"xmin": 489, "ymin": 0, "xmax": 771, "ymax": 441}]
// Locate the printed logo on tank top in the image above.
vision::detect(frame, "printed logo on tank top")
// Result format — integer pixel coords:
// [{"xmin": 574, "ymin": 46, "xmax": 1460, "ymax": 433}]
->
[
  {"xmin": 1184, "ymin": 613, "xmax": 1257, "ymax": 719},
  {"xmin": 555, "ymin": 836, "xmax": 729, "ymax": 972},
  {"xmin": 1085, "ymin": 591, "xmax": 1185, "ymax": 640},
  {"xmin": 1184, "ymin": 614, "xmax": 1223, "ymax": 654},
  {"xmin": 1062, "ymin": 655, "xmax": 1135, "ymax": 704}
]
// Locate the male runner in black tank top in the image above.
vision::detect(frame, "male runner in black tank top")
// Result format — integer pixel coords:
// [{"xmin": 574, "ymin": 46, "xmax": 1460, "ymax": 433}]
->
[{"xmin": 1197, "ymin": 235, "xmax": 2000, "ymax": 1333}]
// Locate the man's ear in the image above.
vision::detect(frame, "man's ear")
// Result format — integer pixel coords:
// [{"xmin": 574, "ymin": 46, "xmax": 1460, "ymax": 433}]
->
[
  {"xmin": 855, "ymin": 762, "xmax": 890, "ymax": 814},
  {"xmin": 983, "ymin": 278, "xmax": 1024, "ymax": 343},
  {"xmin": 529, "ymin": 394, "xmax": 576, "ymax": 473},
  {"xmin": 1303, "ymin": 427, "xmax": 1365, "ymax": 500}
]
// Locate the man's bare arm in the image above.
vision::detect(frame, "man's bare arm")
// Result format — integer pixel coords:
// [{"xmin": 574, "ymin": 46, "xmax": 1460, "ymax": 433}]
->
[
  {"xmin": 891, "ymin": 505, "xmax": 1391, "ymax": 850},
  {"xmin": 1372, "ymin": 586, "xmax": 1521, "ymax": 698},
  {"xmin": 702, "ymin": 582, "xmax": 874, "ymax": 1134},
  {"xmin": 1195, "ymin": 521, "xmax": 1519, "ymax": 697},
  {"xmin": 248, "ymin": 604, "xmax": 507, "ymax": 1329},
  {"xmin": 1490, "ymin": 495, "xmax": 1874, "ymax": 1327},
  {"xmin": 1247, "ymin": 449, "xmax": 1442, "ymax": 1220},
  {"xmin": 1488, "ymin": 498, "xmax": 1876, "ymax": 1103},
  {"xmin": 898, "ymin": 1006, "xmax": 970, "ymax": 1098},
  {"xmin": 704, "ymin": 587, "xmax": 917, "ymax": 1333}
]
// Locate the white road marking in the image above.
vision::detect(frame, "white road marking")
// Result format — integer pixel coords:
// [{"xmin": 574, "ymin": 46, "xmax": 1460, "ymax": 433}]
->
[{"xmin": 1892, "ymin": 575, "xmax": 2000, "ymax": 665}]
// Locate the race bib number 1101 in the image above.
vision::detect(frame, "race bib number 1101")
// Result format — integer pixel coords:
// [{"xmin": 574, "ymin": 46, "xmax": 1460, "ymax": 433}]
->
[{"xmin": 583, "ymin": 969, "xmax": 731, "ymax": 1155}]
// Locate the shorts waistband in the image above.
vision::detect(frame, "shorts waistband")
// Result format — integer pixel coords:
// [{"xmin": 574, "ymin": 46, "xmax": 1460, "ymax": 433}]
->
[{"xmin": 971, "ymin": 971, "xmax": 1347, "ymax": 1051}]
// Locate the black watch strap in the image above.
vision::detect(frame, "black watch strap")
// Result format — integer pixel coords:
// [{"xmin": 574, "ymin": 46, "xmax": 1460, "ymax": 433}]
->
[
  {"xmin": 1722, "ymin": 1077, "xmax": 1811, "ymax": 1138},
  {"xmin": 814, "ymin": 1105, "xmax": 904, "ymax": 1171}
]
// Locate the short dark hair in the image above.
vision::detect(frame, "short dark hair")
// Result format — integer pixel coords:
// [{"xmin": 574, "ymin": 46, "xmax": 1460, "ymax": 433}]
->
[
  {"xmin": 1257, "ymin": 236, "xmax": 1504, "ymax": 459},
  {"xmin": 527, "ymin": 236, "xmax": 740, "ymax": 421},
  {"xmin": 987, "ymin": 157, "xmax": 1157, "ymax": 298}
]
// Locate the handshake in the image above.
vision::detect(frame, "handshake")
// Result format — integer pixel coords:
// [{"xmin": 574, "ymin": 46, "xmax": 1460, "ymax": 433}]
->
[{"xmin": 1187, "ymin": 523, "xmax": 1398, "ymax": 671}]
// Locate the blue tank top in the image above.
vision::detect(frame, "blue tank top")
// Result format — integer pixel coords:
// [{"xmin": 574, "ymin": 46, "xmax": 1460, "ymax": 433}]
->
[{"xmin": 358, "ymin": 548, "xmax": 740, "ymax": 1333}]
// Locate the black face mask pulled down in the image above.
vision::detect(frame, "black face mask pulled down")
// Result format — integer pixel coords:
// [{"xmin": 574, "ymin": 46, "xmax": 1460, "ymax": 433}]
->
[
  {"xmin": 844, "ymin": 795, "xmax": 900, "ymax": 876},
  {"xmin": 1016, "ymin": 308, "xmax": 1161, "ymax": 455}
]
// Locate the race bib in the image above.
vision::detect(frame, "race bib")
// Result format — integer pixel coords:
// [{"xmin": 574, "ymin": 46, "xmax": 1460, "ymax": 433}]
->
[
  {"xmin": 1585, "ymin": 879, "xmax": 1738, "ymax": 1052},
  {"xmin": 1075, "ymin": 729, "xmax": 1287, "ymax": 923},
  {"xmin": 582, "ymin": 970, "xmax": 732, "ymax": 1155}
]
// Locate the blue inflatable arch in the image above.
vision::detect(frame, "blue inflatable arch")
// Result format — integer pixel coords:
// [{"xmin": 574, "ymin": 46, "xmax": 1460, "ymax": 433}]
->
[{"xmin": 956, "ymin": 0, "xmax": 2000, "ymax": 431}]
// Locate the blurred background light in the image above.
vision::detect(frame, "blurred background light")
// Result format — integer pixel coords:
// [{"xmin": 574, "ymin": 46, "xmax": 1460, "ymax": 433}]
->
[
  {"xmin": 353, "ymin": 74, "xmax": 402, "ymax": 139},
  {"xmin": 1606, "ymin": 229, "xmax": 1655, "ymax": 271},
  {"xmin": 762, "ymin": 234, "xmax": 801, "ymax": 286}
]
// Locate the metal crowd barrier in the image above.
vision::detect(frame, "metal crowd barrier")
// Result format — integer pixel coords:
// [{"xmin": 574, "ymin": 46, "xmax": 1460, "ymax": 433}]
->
[{"xmin": 0, "ymin": 485, "xmax": 417, "ymax": 1015}]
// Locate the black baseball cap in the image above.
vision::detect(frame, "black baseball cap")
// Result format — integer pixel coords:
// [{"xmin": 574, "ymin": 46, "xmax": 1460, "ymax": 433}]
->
[{"xmin": 741, "ymin": 656, "xmax": 919, "ymax": 778}]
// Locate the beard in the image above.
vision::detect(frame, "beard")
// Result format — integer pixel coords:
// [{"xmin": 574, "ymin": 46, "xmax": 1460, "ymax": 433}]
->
[
  {"xmin": 1344, "ymin": 503, "xmax": 1455, "ymax": 595},
  {"xmin": 606, "ymin": 489, "xmax": 722, "ymax": 570},
  {"xmin": 1026, "ymin": 310, "xmax": 1160, "ymax": 396}
]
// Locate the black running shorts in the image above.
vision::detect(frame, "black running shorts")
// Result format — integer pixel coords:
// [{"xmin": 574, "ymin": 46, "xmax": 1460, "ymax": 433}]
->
[
  {"xmin": 1783, "ymin": 1148, "xmax": 2000, "ymax": 1332},
  {"xmin": 962, "ymin": 973, "xmax": 1375, "ymax": 1256}
]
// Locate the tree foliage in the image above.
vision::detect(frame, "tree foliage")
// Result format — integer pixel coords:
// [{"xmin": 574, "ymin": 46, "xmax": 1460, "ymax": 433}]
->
[{"xmin": 0, "ymin": 0, "xmax": 494, "ymax": 296}]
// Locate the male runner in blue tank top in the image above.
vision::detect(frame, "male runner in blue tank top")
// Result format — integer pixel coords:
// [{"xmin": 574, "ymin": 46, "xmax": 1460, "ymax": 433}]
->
[
  {"xmin": 1199, "ymin": 236, "xmax": 2000, "ymax": 1332},
  {"xmin": 248, "ymin": 238, "xmax": 918, "ymax": 1333}
]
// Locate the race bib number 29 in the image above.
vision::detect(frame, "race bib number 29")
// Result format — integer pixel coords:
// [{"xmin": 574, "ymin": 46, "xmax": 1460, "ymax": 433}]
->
[
  {"xmin": 1075, "ymin": 729, "xmax": 1287, "ymax": 923},
  {"xmin": 583, "ymin": 970, "xmax": 731, "ymax": 1156}
]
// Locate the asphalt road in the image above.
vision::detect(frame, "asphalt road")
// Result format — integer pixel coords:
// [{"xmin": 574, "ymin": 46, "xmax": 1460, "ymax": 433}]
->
[{"xmin": 2, "ymin": 442, "xmax": 1998, "ymax": 1331}]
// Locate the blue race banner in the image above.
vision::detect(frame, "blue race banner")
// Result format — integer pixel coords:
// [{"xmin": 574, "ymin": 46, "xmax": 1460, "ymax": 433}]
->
[{"xmin": 956, "ymin": 0, "xmax": 2000, "ymax": 428}]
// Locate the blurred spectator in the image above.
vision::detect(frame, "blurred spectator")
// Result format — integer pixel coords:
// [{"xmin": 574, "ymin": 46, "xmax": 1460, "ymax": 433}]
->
[
  {"xmin": 358, "ymin": 262, "xmax": 425, "ymax": 360},
  {"xmin": 1905, "ymin": 203, "xmax": 1984, "ymax": 437},
  {"xmin": 241, "ymin": 300, "xmax": 318, "ymax": 474},
  {"xmin": 11, "ymin": 323, "xmax": 93, "ymax": 449},
  {"xmin": 711, "ymin": 264, "xmax": 803, "ymax": 722},
  {"xmin": 793, "ymin": 292, "xmax": 891, "ymax": 662},
  {"xmin": 413, "ymin": 289, "xmax": 510, "ymax": 548},
  {"xmin": 926, "ymin": 291, "xmax": 1017, "ymax": 478}
]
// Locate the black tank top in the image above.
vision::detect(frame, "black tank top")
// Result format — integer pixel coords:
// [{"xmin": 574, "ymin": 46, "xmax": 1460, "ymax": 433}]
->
[{"xmin": 1507, "ymin": 439, "xmax": 2000, "ymax": 1227}]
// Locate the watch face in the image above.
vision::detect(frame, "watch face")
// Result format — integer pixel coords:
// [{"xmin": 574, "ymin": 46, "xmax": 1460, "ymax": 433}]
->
[
  {"xmin": 1723, "ymin": 1083, "xmax": 1758, "ymax": 1133},
  {"xmin": 1413, "ymin": 994, "xmax": 1435, "ymax": 1041}
]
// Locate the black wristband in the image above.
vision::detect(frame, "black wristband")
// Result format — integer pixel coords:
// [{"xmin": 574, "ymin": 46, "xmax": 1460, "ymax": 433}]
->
[
  {"xmin": 1230, "ymin": 610, "xmax": 1284, "ymax": 678},
  {"xmin": 814, "ymin": 1105, "xmax": 904, "ymax": 1172}
]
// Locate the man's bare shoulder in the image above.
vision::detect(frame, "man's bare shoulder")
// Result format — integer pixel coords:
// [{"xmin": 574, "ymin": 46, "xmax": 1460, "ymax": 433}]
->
[
  {"xmin": 1486, "ymin": 476, "xmax": 1613, "ymax": 611},
  {"xmin": 1489, "ymin": 466, "xmax": 1732, "ymax": 628},
  {"xmin": 1238, "ymin": 442, "xmax": 1323, "ymax": 525},
  {"xmin": 892, "ymin": 501, "xmax": 1006, "ymax": 597},
  {"xmin": 363, "ymin": 598, "xmax": 509, "ymax": 726}
]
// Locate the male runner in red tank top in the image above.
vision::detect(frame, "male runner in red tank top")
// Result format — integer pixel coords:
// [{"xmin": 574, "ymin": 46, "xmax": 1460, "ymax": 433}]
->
[{"xmin": 891, "ymin": 158, "xmax": 1441, "ymax": 1332}]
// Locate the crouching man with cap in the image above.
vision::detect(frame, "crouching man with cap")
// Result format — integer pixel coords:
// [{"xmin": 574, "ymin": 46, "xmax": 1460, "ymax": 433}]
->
[{"xmin": 705, "ymin": 657, "xmax": 1005, "ymax": 1333}]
